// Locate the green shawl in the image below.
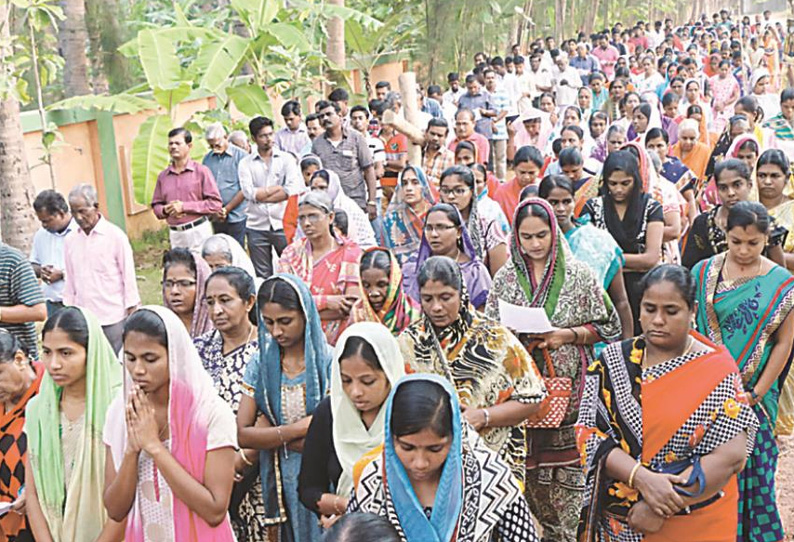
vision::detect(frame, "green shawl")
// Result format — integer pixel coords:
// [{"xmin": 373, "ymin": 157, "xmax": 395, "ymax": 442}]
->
[{"xmin": 25, "ymin": 307, "xmax": 122, "ymax": 541}]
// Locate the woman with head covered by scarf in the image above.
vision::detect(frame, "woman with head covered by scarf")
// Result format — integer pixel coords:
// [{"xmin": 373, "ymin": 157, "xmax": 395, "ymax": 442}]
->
[
  {"xmin": 237, "ymin": 274, "xmax": 332, "ymax": 542},
  {"xmin": 298, "ymin": 323, "xmax": 405, "ymax": 527},
  {"xmin": 348, "ymin": 374, "xmax": 541, "ymax": 542},
  {"xmin": 103, "ymin": 306, "xmax": 238, "ymax": 541}
]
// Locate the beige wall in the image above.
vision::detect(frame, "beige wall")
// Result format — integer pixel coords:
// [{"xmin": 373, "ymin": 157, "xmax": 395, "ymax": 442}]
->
[{"xmin": 24, "ymin": 121, "xmax": 103, "ymax": 209}]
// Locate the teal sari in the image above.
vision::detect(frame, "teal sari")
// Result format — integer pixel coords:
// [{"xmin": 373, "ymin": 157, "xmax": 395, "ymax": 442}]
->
[
  {"xmin": 693, "ymin": 253, "xmax": 794, "ymax": 542},
  {"xmin": 564, "ymin": 218, "xmax": 624, "ymax": 290}
]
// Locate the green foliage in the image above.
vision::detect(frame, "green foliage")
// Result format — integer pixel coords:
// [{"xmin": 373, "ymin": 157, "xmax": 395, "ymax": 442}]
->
[
  {"xmin": 0, "ymin": 0, "xmax": 64, "ymax": 104},
  {"xmin": 132, "ymin": 114, "xmax": 172, "ymax": 205},
  {"xmin": 136, "ymin": 29, "xmax": 185, "ymax": 90},
  {"xmin": 46, "ymin": 93, "xmax": 159, "ymax": 113},
  {"xmin": 194, "ymin": 35, "xmax": 249, "ymax": 94},
  {"xmin": 227, "ymin": 83, "xmax": 272, "ymax": 117}
]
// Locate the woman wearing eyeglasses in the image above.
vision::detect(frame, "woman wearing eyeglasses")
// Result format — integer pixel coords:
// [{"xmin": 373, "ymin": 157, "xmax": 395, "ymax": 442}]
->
[
  {"xmin": 277, "ymin": 192, "xmax": 362, "ymax": 346},
  {"xmin": 161, "ymin": 248, "xmax": 213, "ymax": 339},
  {"xmin": 401, "ymin": 203, "xmax": 492, "ymax": 310},
  {"xmin": 438, "ymin": 165, "xmax": 508, "ymax": 276}
]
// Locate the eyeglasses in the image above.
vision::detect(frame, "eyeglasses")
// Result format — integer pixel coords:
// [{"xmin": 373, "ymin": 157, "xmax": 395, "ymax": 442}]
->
[
  {"xmin": 425, "ymin": 224, "xmax": 457, "ymax": 234},
  {"xmin": 439, "ymin": 187, "xmax": 470, "ymax": 197},
  {"xmin": 162, "ymin": 279, "xmax": 197, "ymax": 290},
  {"xmin": 298, "ymin": 214, "xmax": 326, "ymax": 224}
]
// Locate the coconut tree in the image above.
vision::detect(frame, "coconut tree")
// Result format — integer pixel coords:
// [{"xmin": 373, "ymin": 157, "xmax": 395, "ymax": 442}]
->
[
  {"xmin": 59, "ymin": 0, "xmax": 91, "ymax": 96},
  {"xmin": 0, "ymin": 0, "xmax": 40, "ymax": 253}
]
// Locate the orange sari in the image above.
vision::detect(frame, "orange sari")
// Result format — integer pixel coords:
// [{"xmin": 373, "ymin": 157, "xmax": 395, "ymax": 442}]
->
[
  {"xmin": 640, "ymin": 342, "xmax": 741, "ymax": 541},
  {"xmin": 670, "ymin": 141, "xmax": 711, "ymax": 183},
  {"xmin": 577, "ymin": 333, "xmax": 757, "ymax": 542}
]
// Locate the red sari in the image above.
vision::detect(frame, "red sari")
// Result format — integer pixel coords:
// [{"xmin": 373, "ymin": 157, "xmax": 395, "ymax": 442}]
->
[{"xmin": 277, "ymin": 236, "xmax": 362, "ymax": 345}]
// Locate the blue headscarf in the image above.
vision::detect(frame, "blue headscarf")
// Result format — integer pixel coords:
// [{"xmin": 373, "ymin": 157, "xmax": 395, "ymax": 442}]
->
[
  {"xmin": 383, "ymin": 374, "xmax": 463, "ymax": 542},
  {"xmin": 250, "ymin": 273, "xmax": 332, "ymax": 524}
]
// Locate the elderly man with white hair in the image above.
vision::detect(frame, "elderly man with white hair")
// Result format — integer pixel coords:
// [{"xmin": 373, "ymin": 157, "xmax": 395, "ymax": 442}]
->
[
  {"xmin": 63, "ymin": 184, "xmax": 140, "ymax": 352},
  {"xmin": 569, "ymin": 43, "xmax": 600, "ymax": 85},
  {"xmin": 552, "ymin": 52, "xmax": 582, "ymax": 107},
  {"xmin": 228, "ymin": 130, "xmax": 251, "ymax": 153},
  {"xmin": 202, "ymin": 122, "xmax": 249, "ymax": 246}
]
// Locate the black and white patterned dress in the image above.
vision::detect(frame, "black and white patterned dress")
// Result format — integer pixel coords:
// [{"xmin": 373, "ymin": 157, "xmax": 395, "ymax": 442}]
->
[
  {"xmin": 194, "ymin": 330, "xmax": 266, "ymax": 542},
  {"xmin": 348, "ymin": 427, "xmax": 540, "ymax": 542}
]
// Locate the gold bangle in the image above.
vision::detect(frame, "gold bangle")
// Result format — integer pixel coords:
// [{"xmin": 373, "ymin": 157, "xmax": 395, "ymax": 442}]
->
[
  {"xmin": 239, "ymin": 448, "xmax": 253, "ymax": 467},
  {"xmin": 628, "ymin": 461, "xmax": 642, "ymax": 489},
  {"xmin": 334, "ymin": 495, "xmax": 344, "ymax": 515},
  {"xmin": 276, "ymin": 425, "xmax": 285, "ymax": 445}
]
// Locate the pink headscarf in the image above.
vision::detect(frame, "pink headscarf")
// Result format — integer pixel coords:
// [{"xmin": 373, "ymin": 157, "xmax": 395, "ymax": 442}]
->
[
  {"xmin": 104, "ymin": 305, "xmax": 237, "ymax": 541},
  {"xmin": 727, "ymin": 133, "xmax": 760, "ymax": 161}
]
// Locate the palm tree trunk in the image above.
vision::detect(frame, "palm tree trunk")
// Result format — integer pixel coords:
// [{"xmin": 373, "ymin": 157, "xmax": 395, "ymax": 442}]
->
[
  {"xmin": 0, "ymin": 97, "xmax": 38, "ymax": 254},
  {"xmin": 326, "ymin": 0, "xmax": 345, "ymax": 71},
  {"xmin": 0, "ymin": 1, "xmax": 38, "ymax": 253},
  {"xmin": 84, "ymin": 0, "xmax": 109, "ymax": 94},
  {"xmin": 59, "ymin": 0, "xmax": 92, "ymax": 96},
  {"xmin": 585, "ymin": 0, "xmax": 600, "ymax": 35}
]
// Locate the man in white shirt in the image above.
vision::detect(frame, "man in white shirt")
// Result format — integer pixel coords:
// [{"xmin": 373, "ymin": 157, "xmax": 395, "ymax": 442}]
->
[
  {"xmin": 517, "ymin": 54, "xmax": 553, "ymax": 113},
  {"xmin": 442, "ymin": 72, "xmax": 465, "ymax": 107},
  {"xmin": 552, "ymin": 52, "xmax": 582, "ymax": 107},
  {"xmin": 239, "ymin": 116, "xmax": 305, "ymax": 278},
  {"xmin": 30, "ymin": 190, "xmax": 77, "ymax": 316}
]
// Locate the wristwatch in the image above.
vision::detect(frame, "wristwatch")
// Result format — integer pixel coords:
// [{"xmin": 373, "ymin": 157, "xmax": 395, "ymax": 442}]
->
[{"xmin": 367, "ymin": 200, "xmax": 377, "ymax": 206}]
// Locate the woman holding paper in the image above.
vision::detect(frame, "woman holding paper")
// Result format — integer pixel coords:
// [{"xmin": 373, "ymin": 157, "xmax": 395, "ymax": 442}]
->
[
  {"xmin": 538, "ymin": 175, "xmax": 634, "ymax": 340},
  {"xmin": 398, "ymin": 256, "xmax": 547, "ymax": 487},
  {"xmin": 485, "ymin": 197, "xmax": 622, "ymax": 542}
]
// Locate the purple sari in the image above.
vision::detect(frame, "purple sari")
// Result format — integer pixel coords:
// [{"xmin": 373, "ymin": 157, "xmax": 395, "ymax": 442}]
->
[{"xmin": 402, "ymin": 211, "xmax": 492, "ymax": 308}]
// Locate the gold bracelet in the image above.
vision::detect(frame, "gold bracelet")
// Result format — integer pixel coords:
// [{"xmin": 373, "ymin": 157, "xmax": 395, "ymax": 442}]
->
[
  {"xmin": 239, "ymin": 448, "xmax": 253, "ymax": 467},
  {"xmin": 276, "ymin": 425, "xmax": 285, "ymax": 445},
  {"xmin": 334, "ymin": 495, "xmax": 344, "ymax": 515},
  {"xmin": 628, "ymin": 461, "xmax": 642, "ymax": 489}
]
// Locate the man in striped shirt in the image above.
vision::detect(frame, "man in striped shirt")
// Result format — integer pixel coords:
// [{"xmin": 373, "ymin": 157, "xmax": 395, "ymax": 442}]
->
[{"xmin": 0, "ymin": 243, "xmax": 47, "ymax": 358}]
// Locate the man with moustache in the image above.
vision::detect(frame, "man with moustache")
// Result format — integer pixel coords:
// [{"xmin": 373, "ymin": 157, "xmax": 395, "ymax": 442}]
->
[
  {"xmin": 312, "ymin": 100, "xmax": 377, "ymax": 219},
  {"xmin": 151, "ymin": 127, "xmax": 223, "ymax": 252},
  {"xmin": 422, "ymin": 118, "xmax": 456, "ymax": 188}
]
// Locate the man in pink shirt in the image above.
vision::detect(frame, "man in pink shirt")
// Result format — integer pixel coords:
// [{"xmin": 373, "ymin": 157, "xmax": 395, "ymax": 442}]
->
[
  {"xmin": 447, "ymin": 109, "xmax": 490, "ymax": 164},
  {"xmin": 592, "ymin": 33, "xmax": 619, "ymax": 81},
  {"xmin": 151, "ymin": 127, "xmax": 223, "ymax": 252},
  {"xmin": 64, "ymin": 184, "xmax": 140, "ymax": 352}
]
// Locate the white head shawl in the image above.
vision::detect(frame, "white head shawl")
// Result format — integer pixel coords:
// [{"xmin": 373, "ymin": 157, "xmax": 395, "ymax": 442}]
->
[{"xmin": 330, "ymin": 322, "xmax": 405, "ymax": 496}]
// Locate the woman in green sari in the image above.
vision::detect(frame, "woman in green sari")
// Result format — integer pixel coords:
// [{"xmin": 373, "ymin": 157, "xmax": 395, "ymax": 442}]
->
[
  {"xmin": 693, "ymin": 202, "xmax": 794, "ymax": 542},
  {"xmin": 24, "ymin": 307, "xmax": 124, "ymax": 542}
]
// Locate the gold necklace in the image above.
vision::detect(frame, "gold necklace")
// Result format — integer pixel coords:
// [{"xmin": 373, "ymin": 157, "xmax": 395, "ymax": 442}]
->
[{"xmin": 723, "ymin": 255, "xmax": 762, "ymax": 281}]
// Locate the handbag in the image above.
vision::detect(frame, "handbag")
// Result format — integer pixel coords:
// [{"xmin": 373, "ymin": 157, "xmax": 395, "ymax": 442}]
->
[
  {"xmin": 657, "ymin": 455, "xmax": 706, "ymax": 498},
  {"xmin": 525, "ymin": 340, "xmax": 572, "ymax": 429}
]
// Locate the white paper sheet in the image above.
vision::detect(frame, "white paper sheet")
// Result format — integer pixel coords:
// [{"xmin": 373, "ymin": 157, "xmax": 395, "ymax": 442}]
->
[{"xmin": 497, "ymin": 299, "xmax": 557, "ymax": 334}]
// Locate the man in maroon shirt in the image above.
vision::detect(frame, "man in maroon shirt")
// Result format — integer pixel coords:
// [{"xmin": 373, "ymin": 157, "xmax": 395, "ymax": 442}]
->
[
  {"xmin": 447, "ymin": 109, "xmax": 490, "ymax": 165},
  {"xmin": 151, "ymin": 127, "xmax": 223, "ymax": 252}
]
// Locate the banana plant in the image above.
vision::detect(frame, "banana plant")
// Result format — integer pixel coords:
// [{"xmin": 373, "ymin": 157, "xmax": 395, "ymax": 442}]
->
[{"xmin": 49, "ymin": 0, "xmax": 383, "ymax": 205}]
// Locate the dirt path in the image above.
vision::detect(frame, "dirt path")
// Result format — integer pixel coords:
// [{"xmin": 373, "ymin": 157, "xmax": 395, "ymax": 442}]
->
[{"xmin": 777, "ymin": 435, "xmax": 794, "ymax": 539}]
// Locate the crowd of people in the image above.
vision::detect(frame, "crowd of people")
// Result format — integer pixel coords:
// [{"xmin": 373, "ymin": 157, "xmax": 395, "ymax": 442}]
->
[{"xmin": 2, "ymin": 7, "xmax": 794, "ymax": 542}]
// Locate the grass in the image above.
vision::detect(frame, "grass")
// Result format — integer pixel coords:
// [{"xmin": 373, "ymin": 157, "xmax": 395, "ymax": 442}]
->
[{"xmin": 132, "ymin": 228, "xmax": 170, "ymax": 306}]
